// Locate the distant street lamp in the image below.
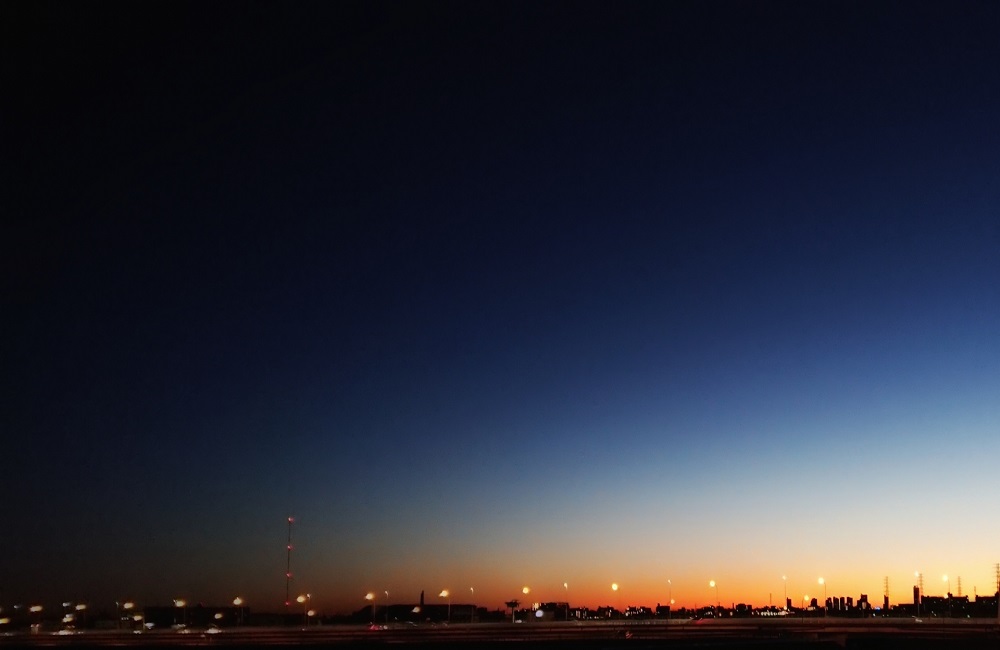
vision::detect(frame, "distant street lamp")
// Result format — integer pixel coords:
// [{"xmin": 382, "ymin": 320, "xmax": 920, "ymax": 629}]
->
[
  {"xmin": 564, "ymin": 583, "xmax": 569, "ymax": 621},
  {"xmin": 470, "ymin": 588, "xmax": 475, "ymax": 624},
  {"xmin": 668, "ymin": 579, "xmax": 672, "ymax": 619},
  {"xmin": 233, "ymin": 597, "xmax": 244, "ymax": 626},
  {"xmin": 709, "ymin": 580, "xmax": 718, "ymax": 611},
  {"xmin": 439, "ymin": 590, "xmax": 450, "ymax": 622},
  {"xmin": 818, "ymin": 578, "xmax": 826, "ymax": 616},
  {"xmin": 365, "ymin": 593, "xmax": 375, "ymax": 623},
  {"xmin": 943, "ymin": 574, "xmax": 950, "ymax": 596},
  {"xmin": 174, "ymin": 599, "xmax": 186, "ymax": 626},
  {"xmin": 296, "ymin": 594, "xmax": 310, "ymax": 625},
  {"xmin": 612, "ymin": 583, "xmax": 620, "ymax": 616},
  {"xmin": 385, "ymin": 591, "xmax": 390, "ymax": 625},
  {"xmin": 122, "ymin": 602, "xmax": 134, "ymax": 630}
]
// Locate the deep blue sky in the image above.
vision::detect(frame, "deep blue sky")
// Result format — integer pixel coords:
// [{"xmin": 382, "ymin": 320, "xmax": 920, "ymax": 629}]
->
[{"xmin": 3, "ymin": 1, "xmax": 999, "ymax": 612}]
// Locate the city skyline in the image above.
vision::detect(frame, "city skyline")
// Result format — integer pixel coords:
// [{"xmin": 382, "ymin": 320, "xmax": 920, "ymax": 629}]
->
[
  {"xmin": 3, "ymin": 534, "xmax": 999, "ymax": 616},
  {"xmin": 4, "ymin": 1, "xmax": 1000, "ymax": 619}
]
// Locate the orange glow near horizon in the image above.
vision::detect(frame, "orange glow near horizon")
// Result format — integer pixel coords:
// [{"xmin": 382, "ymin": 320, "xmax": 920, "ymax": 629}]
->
[{"xmin": 295, "ymin": 557, "xmax": 1000, "ymax": 615}]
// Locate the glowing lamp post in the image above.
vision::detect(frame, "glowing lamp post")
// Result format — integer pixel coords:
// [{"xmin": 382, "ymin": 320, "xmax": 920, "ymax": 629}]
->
[
  {"xmin": 296, "ymin": 594, "xmax": 310, "ymax": 625},
  {"xmin": 818, "ymin": 578, "xmax": 826, "ymax": 615},
  {"xmin": 233, "ymin": 598, "xmax": 244, "ymax": 626},
  {"xmin": 709, "ymin": 580, "xmax": 718, "ymax": 612},
  {"xmin": 173, "ymin": 600, "xmax": 186, "ymax": 627},
  {"xmin": 439, "ymin": 590, "xmax": 450, "ymax": 622}
]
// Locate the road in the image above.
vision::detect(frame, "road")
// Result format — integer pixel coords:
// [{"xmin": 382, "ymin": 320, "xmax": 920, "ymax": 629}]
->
[{"xmin": 2, "ymin": 618, "xmax": 999, "ymax": 649}]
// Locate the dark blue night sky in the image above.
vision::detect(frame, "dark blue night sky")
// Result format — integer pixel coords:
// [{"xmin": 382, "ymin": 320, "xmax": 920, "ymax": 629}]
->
[{"xmin": 3, "ymin": 1, "xmax": 999, "ymax": 612}]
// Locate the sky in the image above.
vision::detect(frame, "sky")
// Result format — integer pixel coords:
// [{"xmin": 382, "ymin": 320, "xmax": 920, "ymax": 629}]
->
[{"xmin": 3, "ymin": 0, "xmax": 1000, "ymax": 615}]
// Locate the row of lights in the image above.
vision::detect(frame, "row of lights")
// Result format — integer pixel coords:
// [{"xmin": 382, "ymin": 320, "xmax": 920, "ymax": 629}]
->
[{"xmin": 1, "ymin": 570, "xmax": 959, "ymax": 625}]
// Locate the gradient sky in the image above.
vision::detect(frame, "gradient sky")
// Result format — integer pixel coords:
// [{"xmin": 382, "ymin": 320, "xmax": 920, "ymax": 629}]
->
[{"xmin": 3, "ymin": 1, "xmax": 1000, "ymax": 615}]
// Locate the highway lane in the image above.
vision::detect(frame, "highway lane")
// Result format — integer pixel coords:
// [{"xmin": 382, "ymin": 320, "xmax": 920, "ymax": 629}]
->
[{"xmin": 2, "ymin": 619, "xmax": 999, "ymax": 648}]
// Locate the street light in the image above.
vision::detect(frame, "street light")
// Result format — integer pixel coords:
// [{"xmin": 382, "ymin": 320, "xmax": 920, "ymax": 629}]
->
[
  {"xmin": 563, "ymin": 583, "xmax": 569, "ymax": 621},
  {"xmin": 365, "ymin": 593, "xmax": 375, "ymax": 623},
  {"xmin": 122, "ymin": 602, "xmax": 134, "ymax": 630},
  {"xmin": 818, "ymin": 578, "xmax": 826, "ymax": 615},
  {"xmin": 709, "ymin": 580, "xmax": 718, "ymax": 611},
  {"xmin": 233, "ymin": 597, "xmax": 244, "ymax": 626},
  {"xmin": 385, "ymin": 591, "xmax": 390, "ymax": 625},
  {"xmin": 470, "ymin": 588, "xmax": 475, "ymax": 624},
  {"xmin": 174, "ymin": 599, "xmax": 186, "ymax": 627},
  {"xmin": 943, "ymin": 574, "xmax": 950, "ymax": 596},
  {"xmin": 296, "ymin": 594, "xmax": 310, "ymax": 625},
  {"xmin": 439, "ymin": 590, "xmax": 450, "ymax": 623}
]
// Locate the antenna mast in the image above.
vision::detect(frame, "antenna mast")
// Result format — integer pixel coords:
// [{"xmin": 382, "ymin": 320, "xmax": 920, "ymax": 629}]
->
[
  {"xmin": 995, "ymin": 562, "xmax": 999, "ymax": 620},
  {"xmin": 285, "ymin": 516, "xmax": 295, "ymax": 608}
]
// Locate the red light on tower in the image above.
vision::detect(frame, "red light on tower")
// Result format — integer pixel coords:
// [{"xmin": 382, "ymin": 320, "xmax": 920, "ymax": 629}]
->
[{"xmin": 285, "ymin": 516, "xmax": 295, "ymax": 608}]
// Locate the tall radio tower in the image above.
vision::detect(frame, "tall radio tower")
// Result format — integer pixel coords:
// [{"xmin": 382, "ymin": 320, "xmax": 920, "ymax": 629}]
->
[
  {"xmin": 994, "ymin": 562, "xmax": 999, "ymax": 620},
  {"xmin": 285, "ymin": 516, "xmax": 295, "ymax": 608}
]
